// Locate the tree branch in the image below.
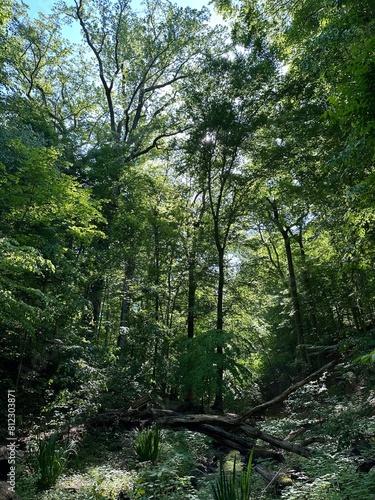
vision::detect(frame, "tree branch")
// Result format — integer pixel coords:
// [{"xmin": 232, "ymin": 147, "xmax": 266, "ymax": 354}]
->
[
  {"xmin": 127, "ymin": 125, "xmax": 192, "ymax": 161},
  {"xmin": 236, "ymin": 360, "xmax": 338, "ymax": 422}
]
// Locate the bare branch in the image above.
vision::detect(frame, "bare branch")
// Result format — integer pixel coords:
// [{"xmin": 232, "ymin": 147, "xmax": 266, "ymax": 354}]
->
[
  {"xmin": 127, "ymin": 125, "xmax": 193, "ymax": 161},
  {"xmin": 143, "ymin": 73, "xmax": 187, "ymax": 94}
]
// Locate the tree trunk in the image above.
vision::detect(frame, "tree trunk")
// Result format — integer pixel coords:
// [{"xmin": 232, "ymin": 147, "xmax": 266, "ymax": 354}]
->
[
  {"xmin": 186, "ymin": 249, "xmax": 197, "ymax": 404},
  {"xmin": 213, "ymin": 246, "xmax": 225, "ymax": 412},
  {"xmin": 268, "ymin": 199, "xmax": 309, "ymax": 368},
  {"xmin": 117, "ymin": 259, "xmax": 135, "ymax": 349},
  {"xmin": 283, "ymin": 231, "xmax": 307, "ymax": 363},
  {"xmin": 152, "ymin": 224, "xmax": 161, "ymax": 382},
  {"xmin": 297, "ymin": 232, "xmax": 320, "ymax": 340},
  {"xmin": 187, "ymin": 250, "xmax": 197, "ymax": 340},
  {"xmin": 86, "ymin": 278, "xmax": 104, "ymax": 338}
]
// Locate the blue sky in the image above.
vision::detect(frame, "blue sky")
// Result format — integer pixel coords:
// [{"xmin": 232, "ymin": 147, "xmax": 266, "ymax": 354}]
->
[
  {"xmin": 25, "ymin": 0, "xmax": 223, "ymax": 43},
  {"xmin": 26, "ymin": 0, "xmax": 217, "ymax": 19}
]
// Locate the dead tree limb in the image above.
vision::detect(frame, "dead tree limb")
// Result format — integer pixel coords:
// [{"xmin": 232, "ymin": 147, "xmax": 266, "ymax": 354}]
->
[
  {"xmin": 236, "ymin": 360, "xmax": 338, "ymax": 421},
  {"xmin": 301, "ymin": 436, "xmax": 325, "ymax": 447},
  {"xmin": 238, "ymin": 422, "xmax": 310, "ymax": 457},
  {"xmin": 253, "ymin": 464, "xmax": 293, "ymax": 489},
  {"xmin": 284, "ymin": 427, "xmax": 308, "ymax": 442},
  {"xmin": 90, "ymin": 363, "xmax": 338, "ymax": 462}
]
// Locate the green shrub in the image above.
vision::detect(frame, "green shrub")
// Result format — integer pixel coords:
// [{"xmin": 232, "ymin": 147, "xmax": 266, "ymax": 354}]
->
[
  {"xmin": 135, "ymin": 425, "xmax": 161, "ymax": 464},
  {"xmin": 86, "ymin": 466, "xmax": 138, "ymax": 500},
  {"xmin": 133, "ymin": 463, "xmax": 196, "ymax": 499},
  {"xmin": 212, "ymin": 450, "xmax": 254, "ymax": 500}
]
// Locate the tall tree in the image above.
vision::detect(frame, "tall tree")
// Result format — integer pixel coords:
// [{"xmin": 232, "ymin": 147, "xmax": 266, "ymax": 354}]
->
[
  {"xmin": 216, "ymin": 0, "xmax": 375, "ymax": 372},
  {"xmin": 60, "ymin": 0, "xmax": 213, "ymax": 154},
  {"xmin": 63, "ymin": 0, "xmax": 216, "ymax": 337},
  {"xmin": 182, "ymin": 46, "xmax": 277, "ymax": 408},
  {"xmin": 0, "ymin": 97, "xmax": 104, "ymax": 402}
]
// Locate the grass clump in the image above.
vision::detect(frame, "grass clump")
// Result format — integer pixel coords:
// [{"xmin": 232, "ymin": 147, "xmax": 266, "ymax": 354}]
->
[
  {"xmin": 135, "ymin": 425, "xmax": 161, "ymax": 464},
  {"xmin": 30, "ymin": 433, "xmax": 74, "ymax": 490},
  {"xmin": 212, "ymin": 449, "xmax": 254, "ymax": 500}
]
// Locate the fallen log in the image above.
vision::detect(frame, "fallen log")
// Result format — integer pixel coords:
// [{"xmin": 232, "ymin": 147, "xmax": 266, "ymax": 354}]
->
[
  {"xmin": 237, "ymin": 421, "xmax": 310, "ymax": 457},
  {"xmin": 254, "ymin": 464, "xmax": 316, "ymax": 490},
  {"xmin": 90, "ymin": 363, "xmax": 340, "ymax": 472},
  {"xmin": 92, "ymin": 406, "xmax": 310, "ymax": 457},
  {"xmin": 149, "ymin": 417, "xmax": 286, "ymax": 461},
  {"xmin": 145, "ymin": 407, "xmax": 312, "ymax": 458}
]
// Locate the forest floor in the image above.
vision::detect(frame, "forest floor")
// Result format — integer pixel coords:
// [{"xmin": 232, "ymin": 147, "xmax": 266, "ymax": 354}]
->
[{"xmin": 14, "ymin": 374, "xmax": 375, "ymax": 499}]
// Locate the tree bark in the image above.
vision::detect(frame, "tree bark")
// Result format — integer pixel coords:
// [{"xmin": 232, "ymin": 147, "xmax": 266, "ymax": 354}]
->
[
  {"xmin": 87, "ymin": 278, "xmax": 104, "ymax": 338},
  {"xmin": 152, "ymin": 222, "xmax": 161, "ymax": 382},
  {"xmin": 297, "ymin": 231, "xmax": 320, "ymax": 339},
  {"xmin": 186, "ymin": 248, "xmax": 197, "ymax": 404},
  {"xmin": 283, "ymin": 232, "xmax": 308, "ymax": 363},
  {"xmin": 187, "ymin": 249, "xmax": 197, "ymax": 341}
]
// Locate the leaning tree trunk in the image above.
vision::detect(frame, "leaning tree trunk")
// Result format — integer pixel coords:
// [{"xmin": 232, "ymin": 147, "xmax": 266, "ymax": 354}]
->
[{"xmin": 268, "ymin": 199, "xmax": 309, "ymax": 369}]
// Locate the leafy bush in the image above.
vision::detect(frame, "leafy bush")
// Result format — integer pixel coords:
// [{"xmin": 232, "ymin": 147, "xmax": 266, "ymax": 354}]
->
[
  {"xmin": 355, "ymin": 349, "xmax": 375, "ymax": 364},
  {"xmin": 212, "ymin": 450, "xmax": 254, "ymax": 500},
  {"xmin": 43, "ymin": 350, "xmax": 108, "ymax": 429},
  {"xmin": 135, "ymin": 425, "xmax": 161, "ymax": 464},
  {"xmin": 86, "ymin": 466, "xmax": 137, "ymax": 500},
  {"xmin": 133, "ymin": 463, "xmax": 196, "ymax": 499}
]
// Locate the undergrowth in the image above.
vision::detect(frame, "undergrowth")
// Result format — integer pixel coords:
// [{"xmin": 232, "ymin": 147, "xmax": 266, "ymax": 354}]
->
[
  {"xmin": 30, "ymin": 433, "xmax": 75, "ymax": 489},
  {"xmin": 16, "ymin": 373, "xmax": 375, "ymax": 500}
]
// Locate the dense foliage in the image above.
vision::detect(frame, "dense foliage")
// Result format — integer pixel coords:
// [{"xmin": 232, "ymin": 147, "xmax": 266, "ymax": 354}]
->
[{"xmin": 0, "ymin": 0, "xmax": 374, "ymax": 497}]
